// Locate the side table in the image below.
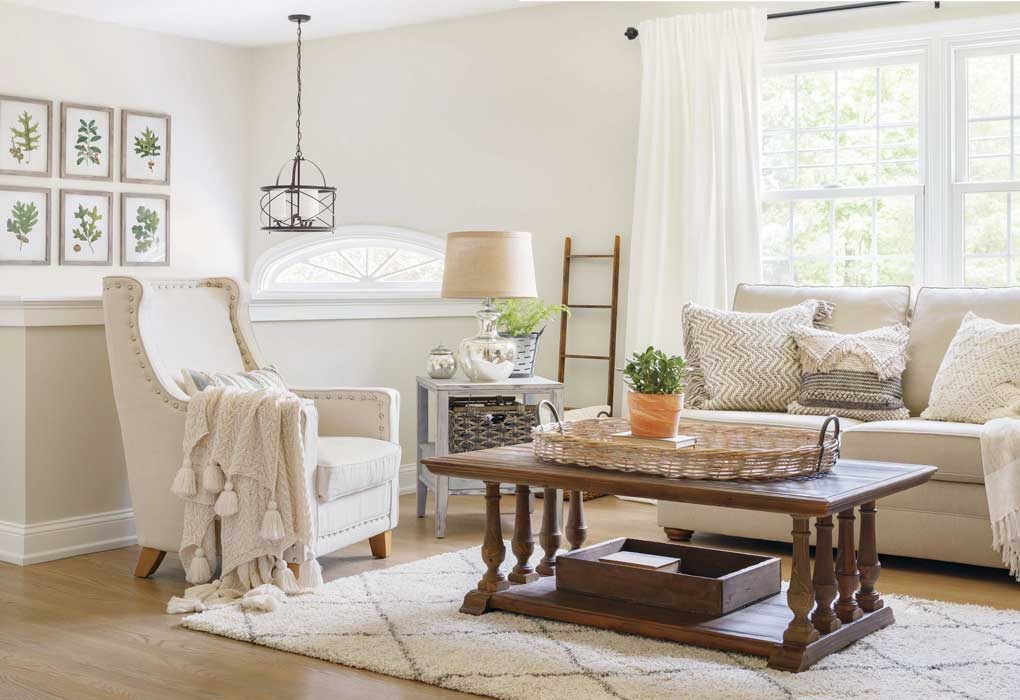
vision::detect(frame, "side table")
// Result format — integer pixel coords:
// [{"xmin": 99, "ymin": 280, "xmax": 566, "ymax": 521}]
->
[{"xmin": 416, "ymin": 375, "xmax": 565, "ymax": 538}]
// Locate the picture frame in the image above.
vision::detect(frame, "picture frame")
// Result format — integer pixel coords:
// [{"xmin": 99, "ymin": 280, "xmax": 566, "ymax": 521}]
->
[
  {"xmin": 60, "ymin": 103, "xmax": 114, "ymax": 181},
  {"xmin": 60, "ymin": 189, "xmax": 113, "ymax": 266},
  {"xmin": 120, "ymin": 192, "xmax": 169, "ymax": 266},
  {"xmin": 0, "ymin": 185, "xmax": 50, "ymax": 265},
  {"xmin": 0, "ymin": 94, "xmax": 52, "ymax": 177},
  {"xmin": 120, "ymin": 109, "xmax": 170, "ymax": 185}
]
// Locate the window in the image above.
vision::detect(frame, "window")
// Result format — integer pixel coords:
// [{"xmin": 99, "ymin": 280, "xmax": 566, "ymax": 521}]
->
[
  {"xmin": 254, "ymin": 225, "xmax": 445, "ymax": 299},
  {"xmin": 954, "ymin": 45, "xmax": 1020, "ymax": 286},
  {"xmin": 760, "ymin": 56, "xmax": 924, "ymax": 286}
]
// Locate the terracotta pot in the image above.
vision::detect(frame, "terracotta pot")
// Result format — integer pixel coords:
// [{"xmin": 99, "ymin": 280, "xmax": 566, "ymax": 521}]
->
[{"xmin": 627, "ymin": 391, "xmax": 684, "ymax": 438}]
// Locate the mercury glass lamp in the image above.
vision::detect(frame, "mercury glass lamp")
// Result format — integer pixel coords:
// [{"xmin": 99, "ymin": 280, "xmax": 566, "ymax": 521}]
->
[{"xmin": 441, "ymin": 231, "xmax": 539, "ymax": 382}]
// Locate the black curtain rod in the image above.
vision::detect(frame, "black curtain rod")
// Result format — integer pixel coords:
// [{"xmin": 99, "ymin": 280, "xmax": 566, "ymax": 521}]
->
[{"xmin": 624, "ymin": 1, "xmax": 939, "ymax": 40}]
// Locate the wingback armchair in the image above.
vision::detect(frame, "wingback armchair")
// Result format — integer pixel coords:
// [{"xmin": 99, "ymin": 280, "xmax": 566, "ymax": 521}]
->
[{"xmin": 102, "ymin": 276, "xmax": 400, "ymax": 577}]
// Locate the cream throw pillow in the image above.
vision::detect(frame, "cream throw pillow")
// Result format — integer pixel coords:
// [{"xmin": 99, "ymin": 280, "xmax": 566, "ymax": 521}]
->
[
  {"xmin": 683, "ymin": 300, "xmax": 834, "ymax": 412},
  {"xmin": 921, "ymin": 312, "xmax": 1020, "ymax": 424}
]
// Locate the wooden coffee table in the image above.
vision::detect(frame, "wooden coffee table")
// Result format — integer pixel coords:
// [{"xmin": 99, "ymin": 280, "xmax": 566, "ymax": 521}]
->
[{"xmin": 422, "ymin": 444, "xmax": 936, "ymax": 672}]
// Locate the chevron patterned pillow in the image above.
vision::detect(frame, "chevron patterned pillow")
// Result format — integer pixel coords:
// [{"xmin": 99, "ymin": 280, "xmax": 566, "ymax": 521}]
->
[
  {"xmin": 787, "ymin": 324, "xmax": 911, "ymax": 422},
  {"xmin": 683, "ymin": 300, "xmax": 833, "ymax": 411},
  {"xmin": 921, "ymin": 312, "xmax": 1020, "ymax": 424}
]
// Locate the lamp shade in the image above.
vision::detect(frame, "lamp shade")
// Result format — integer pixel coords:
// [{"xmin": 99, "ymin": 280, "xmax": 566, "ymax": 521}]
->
[{"xmin": 441, "ymin": 231, "xmax": 538, "ymax": 299}]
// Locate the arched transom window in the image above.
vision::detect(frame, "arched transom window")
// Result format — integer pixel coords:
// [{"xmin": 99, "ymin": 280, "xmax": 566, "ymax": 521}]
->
[{"xmin": 254, "ymin": 225, "xmax": 445, "ymax": 299}]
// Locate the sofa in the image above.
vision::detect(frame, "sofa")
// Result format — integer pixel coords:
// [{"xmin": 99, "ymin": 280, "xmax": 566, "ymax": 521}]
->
[{"xmin": 659, "ymin": 283, "xmax": 1020, "ymax": 569}]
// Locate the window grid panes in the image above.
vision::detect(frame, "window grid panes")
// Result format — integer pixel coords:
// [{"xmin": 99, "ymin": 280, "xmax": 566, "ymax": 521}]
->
[{"xmin": 761, "ymin": 59, "xmax": 922, "ymax": 286}]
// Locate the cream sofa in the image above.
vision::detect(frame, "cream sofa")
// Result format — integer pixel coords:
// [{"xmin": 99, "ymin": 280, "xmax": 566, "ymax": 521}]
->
[{"xmin": 659, "ymin": 283, "xmax": 1020, "ymax": 569}]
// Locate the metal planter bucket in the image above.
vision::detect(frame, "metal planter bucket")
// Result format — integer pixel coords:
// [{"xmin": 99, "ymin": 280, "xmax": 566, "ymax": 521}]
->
[{"xmin": 501, "ymin": 329, "xmax": 543, "ymax": 378}]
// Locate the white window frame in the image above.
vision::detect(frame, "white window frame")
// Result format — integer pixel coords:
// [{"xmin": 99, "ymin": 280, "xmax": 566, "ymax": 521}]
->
[
  {"xmin": 249, "ymin": 224, "xmax": 476, "ymax": 321},
  {"xmin": 765, "ymin": 12, "xmax": 1020, "ymax": 289}
]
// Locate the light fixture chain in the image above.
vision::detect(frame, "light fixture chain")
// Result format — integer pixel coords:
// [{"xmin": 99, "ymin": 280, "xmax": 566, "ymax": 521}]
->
[{"xmin": 295, "ymin": 19, "xmax": 303, "ymax": 159}]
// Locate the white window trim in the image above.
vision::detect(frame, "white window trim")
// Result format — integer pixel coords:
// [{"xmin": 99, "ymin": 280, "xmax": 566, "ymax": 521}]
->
[
  {"xmin": 765, "ymin": 11, "xmax": 1020, "ymax": 288},
  {"xmin": 249, "ymin": 224, "xmax": 477, "ymax": 322}
]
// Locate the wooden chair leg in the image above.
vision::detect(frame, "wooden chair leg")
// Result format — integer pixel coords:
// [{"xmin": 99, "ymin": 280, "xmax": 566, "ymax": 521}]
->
[
  {"xmin": 133, "ymin": 547, "xmax": 166, "ymax": 578},
  {"xmin": 664, "ymin": 527, "xmax": 694, "ymax": 542},
  {"xmin": 369, "ymin": 530, "xmax": 392, "ymax": 558}
]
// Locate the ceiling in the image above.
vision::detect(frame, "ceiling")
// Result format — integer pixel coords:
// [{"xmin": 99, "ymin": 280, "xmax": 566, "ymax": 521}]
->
[{"xmin": 4, "ymin": 0, "xmax": 533, "ymax": 47}]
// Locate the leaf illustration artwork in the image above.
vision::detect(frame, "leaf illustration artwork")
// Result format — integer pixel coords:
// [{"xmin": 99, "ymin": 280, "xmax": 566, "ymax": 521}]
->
[
  {"xmin": 132, "ymin": 127, "xmax": 161, "ymax": 172},
  {"xmin": 6, "ymin": 200, "xmax": 39, "ymax": 251},
  {"xmin": 74, "ymin": 119, "xmax": 102, "ymax": 166},
  {"xmin": 132, "ymin": 205, "xmax": 160, "ymax": 253},
  {"xmin": 9, "ymin": 111, "xmax": 40, "ymax": 164},
  {"xmin": 71, "ymin": 204, "xmax": 103, "ymax": 253}
]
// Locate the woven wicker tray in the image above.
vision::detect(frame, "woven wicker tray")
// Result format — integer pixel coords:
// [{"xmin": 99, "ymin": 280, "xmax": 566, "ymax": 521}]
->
[{"xmin": 530, "ymin": 413, "xmax": 840, "ymax": 481}]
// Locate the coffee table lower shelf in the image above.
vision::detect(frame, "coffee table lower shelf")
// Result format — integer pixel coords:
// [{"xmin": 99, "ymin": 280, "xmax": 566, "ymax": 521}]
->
[{"xmin": 474, "ymin": 577, "xmax": 894, "ymax": 671}]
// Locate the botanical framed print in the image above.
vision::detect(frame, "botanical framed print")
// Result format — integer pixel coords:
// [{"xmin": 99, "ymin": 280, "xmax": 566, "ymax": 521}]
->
[
  {"xmin": 60, "ymin": 103, "xmax": 113, "ymax": 181},
  {"xmin": 0, "ymin": 186, "xmax": 50, "ymax": 265},
  {"xmin": 121, "ymin": 110, "xmax": 170, "ymax": 184},
  {"xmin": 121, "ymin": 193, "xmax": 169, "ymax": 266},
  {"xmin": 60, "ymin": 190, "xmax": 112, "ymax": 265},
  {"xmin": 0, "ymin": 95, "xmax": 52, "ymax": 177}
]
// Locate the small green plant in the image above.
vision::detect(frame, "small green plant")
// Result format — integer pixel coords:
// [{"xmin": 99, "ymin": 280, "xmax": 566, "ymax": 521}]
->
[
  {"xmin": 132, "ymin": 206, "xmax": 160, "ymax": 253},
  {"xmin": 495, "ymin": 298, "xmax": 570, "ymax": 337},
  {"xmin": 623, "ymin": 346, "xmax": 686, "ymax": 395},
  {"xmin": 72, "ymin": 204, "xmax": 103, "ymax": 253},
  {"xmin": 9, "ymin": 111, "xmax": 40, "ymax": 164},
  {"xmin": 6, "ymin": 200, "xmax": 39, "ymax": 250},
  {"xmin": 74, "ymin": 119, "xmax": 102, "ymax": 166},
  {"xmin": 133, "ymin": 127, "xmax": 161, "ymax": 172}
]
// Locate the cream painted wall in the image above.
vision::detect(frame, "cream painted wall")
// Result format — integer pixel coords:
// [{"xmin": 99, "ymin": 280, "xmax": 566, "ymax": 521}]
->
[
  {"xmin": 0, "ymin": 1, "xmax": 251, "ymax": 297},
  {"xmin": 0, "ymin": 327, "xmax": 27, "ymax": 524}
]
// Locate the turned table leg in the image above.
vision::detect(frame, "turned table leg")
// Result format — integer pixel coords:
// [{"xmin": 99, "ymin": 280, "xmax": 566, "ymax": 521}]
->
[
  {"xmin": 856, "ymin": 501, "xmax": 884, "ymax": 612},
  {"xmin": 770, "ymin": 516, "xmax": 820, "ymax": 671},
  {"xmin": 565, "ymin": 490, "xmax": 587, "ymax": 550},
  {"xmin": 835, "ymin": 508, "xmax": 863, "ymax": 623},
  {"xmin": 460, "ymin": 482, "xmax": 510, "ymax": 614},
  {"xmin": 509, "ymin": 485, "xmax": 539, "ymax": 584},
  {"xmin": 536, "ymin": 488, "xmax": 562, "ymax": 576},
  {"xmin": 811, "ymin": 515, "xmax": 841, "ymax": 634}
]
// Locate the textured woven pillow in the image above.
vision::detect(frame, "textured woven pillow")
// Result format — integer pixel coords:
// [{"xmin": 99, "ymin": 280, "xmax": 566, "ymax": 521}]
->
[
  {"xmin": 787, "ymin": 324, "xmax": 910, "ymax": 422},
  {"xmin": 683, "ymin": 300, "xmax": 834, "ymax": 411},
  {"xmin": 179, "ymin": 366, "xmax": 287, "ymax": 397},
  {"xmin": 921, "ymin": 312, "xmax": 1020, "ymax": 424}
]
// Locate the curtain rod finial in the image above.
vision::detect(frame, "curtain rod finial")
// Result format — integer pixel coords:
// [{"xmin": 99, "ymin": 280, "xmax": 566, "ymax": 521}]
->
[{"xmin": 625, "ymin": 27, "xmax": 639, "ymax": 40}]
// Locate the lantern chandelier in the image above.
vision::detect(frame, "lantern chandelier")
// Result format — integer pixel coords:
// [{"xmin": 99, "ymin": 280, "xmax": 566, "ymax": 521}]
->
[{"xmin": 260, "ymin": 14, "xmax": 336, "ymax": 233}]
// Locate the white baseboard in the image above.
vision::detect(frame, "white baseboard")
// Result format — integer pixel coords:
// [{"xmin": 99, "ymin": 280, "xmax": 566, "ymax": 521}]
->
[
  {"xmin": 399, "ymin": 463, "xmax": 417, "ymax": 495},
  {"xmin": 0, "ymin": 508, "xmax": 136, "ymax": 566}
]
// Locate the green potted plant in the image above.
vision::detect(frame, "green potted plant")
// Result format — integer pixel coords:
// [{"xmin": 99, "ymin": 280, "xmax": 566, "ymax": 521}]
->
[
  {"xmin": 494, "ymin": 298, "xmax": 570, "ymax": 378},
  {"xmin": 622, "ymin": 346, "xmax": 687, "ymax": 438}
]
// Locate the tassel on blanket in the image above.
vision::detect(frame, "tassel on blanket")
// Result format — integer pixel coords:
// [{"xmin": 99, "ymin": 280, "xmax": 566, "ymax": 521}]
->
[
  {"xmin": 992, "ymin": 510, "xmax": 1020, "ymax": 580},
  {"xmin": 171, "ymin": 457, "xmax": 197, "ymax": 498},
  {"xmin": 273, "ymin": 558, "xmax": 301, "ymax": 594},
  {"xmin": 167, "ymin": 596, "xmax": 205, "ymax": 614},
  {"xmin": 202, "ymin": 463, "xmax": 224, "ymax": 494},
  {"xmin": 261, "ymin": 501, "xmax": 286, "ymax": 541},
  {"xmin": 184, "ymin": 579, "xmax": 221, "ymax": 600},
  {"xmin": 297, "ymin": 558, "xmax": 324, "ymax": 590},
  {"xmin": 187, "ymin": 547, "xmax": 213, "ymax": 584},
  {"xmin": 214, "ymin": 481, "xmax": 238, "ymax": 517},
  {"xmin": 241, "ymin": 583, "xmax": 287, "ymax": 612}
]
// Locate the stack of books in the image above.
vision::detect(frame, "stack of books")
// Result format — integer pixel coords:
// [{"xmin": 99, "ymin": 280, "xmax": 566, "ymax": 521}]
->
[{"xmin": 609, "ymin": 431, "xmax": 697, "ymax": 450}]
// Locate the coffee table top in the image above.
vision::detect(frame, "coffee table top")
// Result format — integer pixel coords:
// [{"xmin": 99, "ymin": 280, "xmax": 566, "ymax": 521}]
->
[{"xmin": 422, "ymin": 444, "xmax": 937, "ymax": 516}]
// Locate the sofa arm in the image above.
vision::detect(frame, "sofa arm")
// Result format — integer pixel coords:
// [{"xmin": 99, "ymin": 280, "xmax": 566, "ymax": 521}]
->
[{"xmin": 291, "ymin": 387, "xmax": 399, "ymax": 443}]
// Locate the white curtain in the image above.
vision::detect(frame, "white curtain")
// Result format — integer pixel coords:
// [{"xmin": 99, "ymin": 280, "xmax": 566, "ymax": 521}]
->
[{"xmin": 625, "ymin": 8, "xmax": 767, "ymax": 357}]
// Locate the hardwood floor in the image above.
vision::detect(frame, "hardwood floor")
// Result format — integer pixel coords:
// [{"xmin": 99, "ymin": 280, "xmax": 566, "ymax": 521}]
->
[{"xmin": 1, "ymin": 494, "xmax": 1017, "ymax": 700}]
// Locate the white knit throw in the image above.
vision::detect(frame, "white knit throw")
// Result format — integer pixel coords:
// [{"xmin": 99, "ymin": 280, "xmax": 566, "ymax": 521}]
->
[
  {"xmin": 980, "ymin": 418, "xmax": 1020, "ymax": 580},
  {"xmin": 169, "ymin": 386, "xmax": 319, "ymax": 603}
]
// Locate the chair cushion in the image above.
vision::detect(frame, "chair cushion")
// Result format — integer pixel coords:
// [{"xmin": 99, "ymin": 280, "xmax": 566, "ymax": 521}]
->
[
  {"xmin": 732, "ymin": 283, "xmax": 911, "ymax": 333},
  {"xmin": 680, "ymin": 409, "xmax": 862, "ymax": 431},
  {"xmin": 840, "ymin": 419, "xmax": 984, "ymax": 484},
  {"xmin": 316, "ymin": 437, "xmax": 401, "ymax": 503}
]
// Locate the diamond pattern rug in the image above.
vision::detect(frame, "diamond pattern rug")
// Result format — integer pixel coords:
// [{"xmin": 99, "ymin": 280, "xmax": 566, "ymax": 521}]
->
[{"xmin": 182, "ymin": 546, "xmax": 1020, "ymax": 700}]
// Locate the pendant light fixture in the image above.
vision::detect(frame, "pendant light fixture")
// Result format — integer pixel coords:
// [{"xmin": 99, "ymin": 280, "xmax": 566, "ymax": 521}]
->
[{"xmin": 260, "ymin": 14, "xmax": 336, "ymax": 233}]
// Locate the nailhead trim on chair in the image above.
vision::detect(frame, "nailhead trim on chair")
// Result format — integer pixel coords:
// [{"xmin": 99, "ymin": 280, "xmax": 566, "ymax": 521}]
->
[{"xmin": 296, "ymin": 390, "xmax": 389, "ymax": 439}]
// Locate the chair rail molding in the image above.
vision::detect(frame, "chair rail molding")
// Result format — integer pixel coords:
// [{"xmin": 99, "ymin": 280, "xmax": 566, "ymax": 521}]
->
[{"xmin": 0, "ymin": 296, "xmax": 105, "ymax": 327}]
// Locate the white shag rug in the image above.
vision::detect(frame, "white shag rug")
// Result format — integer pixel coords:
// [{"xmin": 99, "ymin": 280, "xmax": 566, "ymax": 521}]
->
[{"xmin": 183, "ymin": 545, "xmax": 1020, "ymax": 700}]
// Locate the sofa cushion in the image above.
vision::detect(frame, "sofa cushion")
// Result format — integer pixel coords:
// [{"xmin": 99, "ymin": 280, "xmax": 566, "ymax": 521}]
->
[
  {"xmin": 316, "ymin": 437, "xmax": 401, "ymax": 503},
  {"xmin": 681, "ymin": 409, "xmax": 861, "ymax": 431},
  {"xmin": 904, "ymin": 286, "xmax": 1020, "ymax": 416},
  {"xmin": 732, "ymin": 283, "xmax": 910, "ymax": 333},
  {"xmin": 840, "ymin": 419, "xmax": 984, "ymax": 484}
]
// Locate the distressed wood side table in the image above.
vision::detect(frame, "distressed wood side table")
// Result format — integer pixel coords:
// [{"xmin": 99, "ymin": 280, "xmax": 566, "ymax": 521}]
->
[
  {"xmin": 422, "ymin": 443, "xmax": 936, "ymax": 672},
  {"xmin": 416, "ymin": 375, "xmax": 564, "ymax": 538}
]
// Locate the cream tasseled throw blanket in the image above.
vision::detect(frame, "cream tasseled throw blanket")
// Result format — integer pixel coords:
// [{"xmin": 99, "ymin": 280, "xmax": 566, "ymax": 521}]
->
[
  {"xmin": 166, "ymin": 386, "xmax": 322, "ymax": 613},
  {"xmin": 981, "ymin": 418, "xmax": 1020, "ymax": 579}
]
